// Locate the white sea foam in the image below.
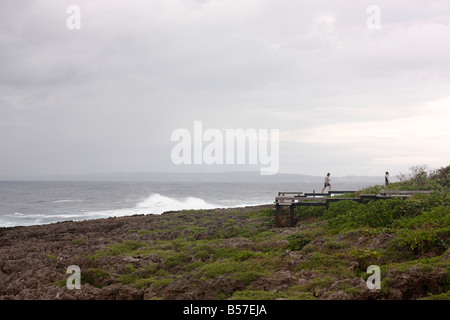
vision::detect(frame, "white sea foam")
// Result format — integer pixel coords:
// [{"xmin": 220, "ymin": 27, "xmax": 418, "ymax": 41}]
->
[
  {"xmin": 0, "ymin": 193, "xmax": 268, "ymax": 227},
  {"xmin": 136, "ymin": 193, "xmax": 219, "ymax": 212},
  {"xmin": 80, "ymin": 193, "xmax": 223, "ymax": 219}
]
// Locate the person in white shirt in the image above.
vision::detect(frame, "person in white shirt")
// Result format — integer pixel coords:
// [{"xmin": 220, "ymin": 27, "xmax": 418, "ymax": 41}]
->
[
  {"xmin": 321, "ymin": 173, "xmax": 331, "ymax": 193},
  {"xmin": 385, "ymin": 172, "xmax": 390, "ymax": 186}
]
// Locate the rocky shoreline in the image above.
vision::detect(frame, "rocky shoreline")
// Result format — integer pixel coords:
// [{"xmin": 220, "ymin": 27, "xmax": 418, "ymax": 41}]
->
[
  {"xmin": 0, "ymin": 205, "xmax": 269, "ymax": 299},
  {"xmin": 0, "ymin": 204, "xmax": 448, "ymax": 300}
]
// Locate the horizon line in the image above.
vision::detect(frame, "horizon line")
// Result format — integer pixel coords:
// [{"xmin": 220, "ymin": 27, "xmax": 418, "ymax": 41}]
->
[{"xmin": 0, "ymin": 170, "xmax": 389, "ymax": 181}]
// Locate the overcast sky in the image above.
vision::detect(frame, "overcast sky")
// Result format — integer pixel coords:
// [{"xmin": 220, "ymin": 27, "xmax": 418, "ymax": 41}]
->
[{"xmin": 1, "ymin": 0, "xmax": 449, "ymax": 178}]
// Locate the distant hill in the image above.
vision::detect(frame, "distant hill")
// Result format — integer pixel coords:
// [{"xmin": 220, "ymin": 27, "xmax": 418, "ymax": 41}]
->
[{"xmin": 0, "ymin": 171, "xmax": 386, "ymax": 183}]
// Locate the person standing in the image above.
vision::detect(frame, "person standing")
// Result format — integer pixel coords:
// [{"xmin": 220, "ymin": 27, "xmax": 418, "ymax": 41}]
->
[
  {"xmin": 322, "ymin": 173, "xmax": 331, "ymax": 193},
  {"xmin": 385, "ymin": 172, "xmax": 390, "ymax": 186}
]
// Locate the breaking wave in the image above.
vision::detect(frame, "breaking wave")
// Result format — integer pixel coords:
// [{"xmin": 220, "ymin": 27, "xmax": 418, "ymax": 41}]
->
[{"xmin": 0, "ymin": 193, "xmax": 265, "ymax": 227}]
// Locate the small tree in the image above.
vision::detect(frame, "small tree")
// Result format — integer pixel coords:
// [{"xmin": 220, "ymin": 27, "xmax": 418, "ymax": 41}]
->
[
  {"xmin": 395, "ymin": 164, "xmax": 445, "ymax": 190},
  {"xmin": 429, "ymin": 165, "xmax": 450, "ymax": 188},
  {"xmin": 409, "ymin": 165, "xmax": 429, "ymax": 188},
  {"xmin": 396, "ymin": 172, "xmax": 408, "ymax": 183}
]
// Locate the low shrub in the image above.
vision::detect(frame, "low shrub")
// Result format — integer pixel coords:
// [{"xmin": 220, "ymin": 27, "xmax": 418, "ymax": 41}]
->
[
  {"xmin": 296, "ymin": 252, "xmax": 353, "ymax": 277},
  {"xmin": 295, "ymin": 206, "xmax": 326, "ymax": 219},
  {"xmin": 393, "ymin": 206, "xmax": 450, "ymax": 255},
  {"xmin": 350, "ymin": 249, "xmax": 385, "ymax": 271},
  {"xmin": 395, "ymin": 229, "xmax": 448, "ymax": 255},
  {"xmin": 80, "ymin": 268, "xmax": 110, "ymax": 288},
  {"xmin": 199, "ymin": 259, "xmax": 243, "ymax": 278},
  {"xmin": 287, "ymin": 233, "xmax": 311, "ymax": 251},
  {"xmin": 164, "ymin": 252, "xmax": 190, "ymax": 270},
  {"xmin": 233, "ymin": 271, "xmax": 265, "ymax": 285},
  {"xmin": 323, "ymin": 193, "xmax": 449, "ymax": 232}
]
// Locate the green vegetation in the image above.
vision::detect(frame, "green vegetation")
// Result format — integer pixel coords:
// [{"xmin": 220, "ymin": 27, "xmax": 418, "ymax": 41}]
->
[
  {"xmin": 73, "ymin": 238, "xmax": 87, "ymax": 245},
  {"xmin": 287, "ymin": 233, "xmax": 312, "ymax": 251},
  {"xmin": 81, "ymin": 268, "xmax": 111, "ymax": 288},
  {"xmin": 78, "ymin": 164, "xmax": 449, "ymax": 300},
  {"xmin": 93, "ymin": 240, "xmax": 147, "ymax": 257}
]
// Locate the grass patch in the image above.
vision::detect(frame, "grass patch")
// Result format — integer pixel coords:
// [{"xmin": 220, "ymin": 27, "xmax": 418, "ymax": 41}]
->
[
  {"xmin": 382, "ymin": 252, "xmax": 450, "ymax": 274},
  {"xmin": 287, "ymin": 233, "xmax": 312, "ymax": 251},
  {"xmin": 296, "ymin": 252, "xmax": 353, "ymax": 277},
  {"xmin": 293, "ymin": 276, "xmax": 335, "ymax": 292},
  {"xmin": 73, "ymin": 238, "xmax": 87, "ymax": 245},
  {"xmin": 80, "ymin": 268, "xmax": 111, "ymax": 288},
  {"xmin": 164, "ymin": 252, "xmax": 190, "ymax": 270},
  {"xmin": 424, "ymin": 292, "xmax": 450, "ymax": 300},
  {"xmin": 94, "ymin": 240, "xmax": 147, "ymax": 257},
  {"xmin": 233, "ymin": 271, "xmax": 266, "ymax": 285},
  {"xmin": 198, "ymin": 259, "xmax": 243, "ymax": 278},
  {"xmin": 197, "ymin": 253, "xmax": 280, "ymax": 281}
]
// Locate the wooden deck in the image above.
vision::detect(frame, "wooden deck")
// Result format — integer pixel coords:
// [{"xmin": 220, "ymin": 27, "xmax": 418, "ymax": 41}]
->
[{"xmin": 274, "ymin": 190, "xmax": 433, "ymax": 227}]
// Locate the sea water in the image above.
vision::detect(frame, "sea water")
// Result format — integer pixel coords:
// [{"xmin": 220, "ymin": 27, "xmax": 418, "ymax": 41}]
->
[{"xmin": 0, "ymin": 180, "xmax": 379, "ymax": 227}]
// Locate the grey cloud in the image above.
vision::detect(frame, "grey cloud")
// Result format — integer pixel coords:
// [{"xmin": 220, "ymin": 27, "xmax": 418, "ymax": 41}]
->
[{"xmin": 1, "ymin": 0, "xmax": 449, "ymax": 177}]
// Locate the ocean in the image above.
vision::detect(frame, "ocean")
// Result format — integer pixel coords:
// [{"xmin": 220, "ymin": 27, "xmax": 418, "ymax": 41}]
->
[{"xmin": 0, "ymin": 179, "xmax": 381, "ymax": 227}]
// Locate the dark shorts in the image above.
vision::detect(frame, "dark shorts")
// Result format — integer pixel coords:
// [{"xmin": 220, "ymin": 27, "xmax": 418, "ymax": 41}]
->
[{"xmin": 324, "ymin": 183, "xmax": 330, "ymax": 187}]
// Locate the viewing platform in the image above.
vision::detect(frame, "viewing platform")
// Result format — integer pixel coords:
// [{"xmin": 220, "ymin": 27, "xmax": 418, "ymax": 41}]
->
[{"xmin": 274, "ymin": 190, "xmax": 433, "ymax": 227}]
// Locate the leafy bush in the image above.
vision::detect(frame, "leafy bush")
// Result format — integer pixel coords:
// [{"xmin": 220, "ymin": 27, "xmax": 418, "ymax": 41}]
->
[
  {"xmin": 350, "ymin": 249, "xmax": 384, "ymax": 271},
  {"xmin": 192, "ymin": 244, "xmax": 215, "ymax": 261},
  {"xmin": 118, "ymin": 273, "xmax": 142, "ymax": 285},
  {"xmin": 164, "ymin": 252, "xmax": 189, "ymax": 270},
  {"xmin": 80, "ymin": 268, "xmax": 111, "ymax": 288},
  {"xmin": 395, "ymin": 229, "xmax": 448, "ymax": 254},
  {"xmin": 395, "ymin": 165, "xmax": 450, "ymax": 190},
  {"xmin": 360, "ymin": 185, "xmax": 383, "ymax": 194},
  {"xmin": 287, "ymin": 233, "xmax": 311, "ymax": 251},
  {"xmin": 234, "ymin": 250, "xmax": 258, "ymax": 261},
  {"xmin": 233, "ymin": 271, "xmax": 264, "ymax": 285},
  {"xmin": 323, "ymin": 193, "xmax": 448, "ymax": 232},
  {"xmin": 199, "ymin": 259, "xmax": 243, "ymax": 278},
  {"xmin": 429, "ymin": 165, "xmax": 450, "ymax": 188},
  {"xmin": 295, "ymin": 206, "xmax": 326, "ymax": 219},
  {"xmin": 393, "ymin": 206, "xmax": 450, "ymax": 254},
  {"xmin": 321, "ymin": 200, "xmax": 362, "ymax": 231},
  {"xmin": 398, "ymin": 192, "xmax": 447, "ymax": 219},
  {"xmin": 395, "ymin": 206, "xmax": 450, "ymax": 229},
  {"xmin": 133, "ymin": 278, "xmax": 153, "ymax": 289}
]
